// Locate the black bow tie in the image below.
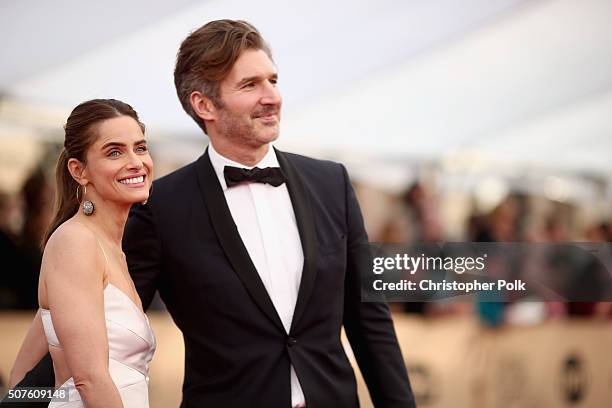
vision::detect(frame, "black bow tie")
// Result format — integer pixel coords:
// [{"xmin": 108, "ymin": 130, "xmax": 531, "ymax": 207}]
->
[{"xmin": 223, "ymin": 166, "xmax": 286, "ymax": 188}]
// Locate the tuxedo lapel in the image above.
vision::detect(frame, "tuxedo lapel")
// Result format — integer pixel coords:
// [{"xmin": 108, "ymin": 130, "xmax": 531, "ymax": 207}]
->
[
  {"xmin": 275, "ymin": 149, "xmax": 319, "ymax": 332},
  {"xmin": 195, "ymin": 149, "xmax": 285, "ymax": 332}
]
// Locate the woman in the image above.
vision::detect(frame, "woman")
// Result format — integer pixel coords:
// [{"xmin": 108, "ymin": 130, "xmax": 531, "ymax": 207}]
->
[{"xmin": 8, "ymin": 99, "xmax": 155, "ymax": 407}]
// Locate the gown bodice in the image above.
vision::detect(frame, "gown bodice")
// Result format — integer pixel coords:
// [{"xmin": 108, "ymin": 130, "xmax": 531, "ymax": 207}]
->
[{"xmin": 41, "ymin": 283, "xmax": 156, "ymax": 407}]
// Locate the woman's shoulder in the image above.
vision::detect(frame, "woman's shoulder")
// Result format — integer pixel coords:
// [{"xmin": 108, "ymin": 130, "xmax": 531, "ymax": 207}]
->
[
  {"xmin": 43, "ymin": 220, "xmax": 103, "ymax": 271},
  {"xmin": 46, "ymin": 219, "xmax": 97, "ymax": 250},
  {"xmin": 41, "ymin": 220, "xmax": 107, "ymax": 293}
]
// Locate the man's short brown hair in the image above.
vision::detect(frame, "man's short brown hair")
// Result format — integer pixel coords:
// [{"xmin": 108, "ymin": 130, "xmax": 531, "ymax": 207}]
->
[{"xmin": 174, "ymin": 19, "xmax": 273, "ymax": 134}]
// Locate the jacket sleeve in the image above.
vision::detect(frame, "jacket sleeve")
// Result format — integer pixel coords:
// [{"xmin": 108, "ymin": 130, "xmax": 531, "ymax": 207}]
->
[
  {"xmin": 340, "ymin": 165, "xmax": 416, "ymax": 408},
  {"xmin": 123, "ymin": 202, "xmax": 162, "ymax": 311},
  {"xmin": 0, "ymin": 354, "xmax": 54, "ymax": 407}
]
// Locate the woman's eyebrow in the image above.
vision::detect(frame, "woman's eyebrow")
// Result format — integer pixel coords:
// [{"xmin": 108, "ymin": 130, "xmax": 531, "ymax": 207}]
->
[{"xmin": 101, "ymin": 139, "xmax": 146, "ymax": 149}]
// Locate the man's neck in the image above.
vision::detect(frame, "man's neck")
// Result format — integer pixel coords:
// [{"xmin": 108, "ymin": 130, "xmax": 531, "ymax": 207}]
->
[{"xmin": 209, "ymin": 139, "xmax": 270, "ymax": 167}]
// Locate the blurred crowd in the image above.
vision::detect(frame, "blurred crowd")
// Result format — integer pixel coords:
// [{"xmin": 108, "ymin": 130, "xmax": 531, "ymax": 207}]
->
[
  {"xmin": 0, "ymin": 168, "xmax": 58, "ymax": 393},
  {"xmin": 1, "ymin": 164, "xmax": 611, "ymax": 326},
  {"xmin": 370, "ymin": 182, "xmax": 612, "ymax": 324},
  {"xmin": 0, "ymin": 167, "xmax": 54, "ymax": 309}
]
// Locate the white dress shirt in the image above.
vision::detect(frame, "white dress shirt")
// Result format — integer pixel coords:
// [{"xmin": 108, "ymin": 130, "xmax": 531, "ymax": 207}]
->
[{"xmin": 208, "ymin": 143, "xmax": 306, "ymax": 407}]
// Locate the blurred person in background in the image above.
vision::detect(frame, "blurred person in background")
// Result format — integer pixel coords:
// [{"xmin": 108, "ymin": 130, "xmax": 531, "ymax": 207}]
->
[
  {"xmin": 0, "ymin": 191, "xmax": 25, "ymax": 309},
  {"xmin": 567, "ymin": 220, "xmax": 612, "ymax": 319},
  {"xmin": 401, "ymin": 183, "xmax": 443, "ymax": 316},
  {"xmin": 17, "ymin": 168, "xmax": 54, "ymax": 309},
  {"xmin": 403, "ymin": 183, "xmax": 443, "ymax": 244},
  {"xmin": 470, "ymin": 196, "xmax": 522, "ymax": 327},
  {"xmin": 471, "ymin": 196, "xmax": 521, "ymax": 243},
  {"xmin": 0, "ymin": 169, "xmax": 55, "ymax": 310}
]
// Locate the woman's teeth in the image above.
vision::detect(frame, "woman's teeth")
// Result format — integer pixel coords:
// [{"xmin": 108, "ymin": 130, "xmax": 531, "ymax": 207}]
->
[{"xmin": 119, "ymin": 176, "xmax": 144, "ymax": 184}]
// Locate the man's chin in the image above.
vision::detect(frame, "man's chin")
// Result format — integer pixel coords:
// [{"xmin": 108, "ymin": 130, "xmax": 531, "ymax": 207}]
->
[{"xmin": 256, "ymin": 128, "xmax": 280, "ymax": 144}]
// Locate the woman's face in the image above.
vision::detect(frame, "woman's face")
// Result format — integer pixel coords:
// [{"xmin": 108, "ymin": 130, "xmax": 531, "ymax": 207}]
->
[{"xmin": 82, "ymin": 115, "xmax": 153, "ymax": 206}]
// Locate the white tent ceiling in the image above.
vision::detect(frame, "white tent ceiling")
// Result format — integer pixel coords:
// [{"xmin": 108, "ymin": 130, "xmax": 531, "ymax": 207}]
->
[
  {"xmin": 282, "ymin": 0, "xmax": 612, "ymax": 175},
  {"xmin": 1, "ymin": 0, "xmax": 611, "ymax": 175}
]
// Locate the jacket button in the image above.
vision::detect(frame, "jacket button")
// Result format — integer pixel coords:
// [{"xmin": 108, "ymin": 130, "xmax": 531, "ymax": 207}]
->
[{"xmin": 287, "ymin": 337, "xmax": 298, "ymax": 347}]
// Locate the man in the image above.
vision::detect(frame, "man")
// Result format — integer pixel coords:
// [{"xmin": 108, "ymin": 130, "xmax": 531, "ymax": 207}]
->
[{"xmin": 8, "ymin": 19, "xmax": 415, "ymax": 408}]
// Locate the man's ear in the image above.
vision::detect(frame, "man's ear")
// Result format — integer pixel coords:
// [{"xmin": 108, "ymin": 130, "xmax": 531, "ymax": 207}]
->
[
  {"xmin": 190, "ymin": 91, "xmax": 217, "ymax": 122},
  {"xmin": 67, "ymin": 158, "xmax": 88, "ymax": 186}
]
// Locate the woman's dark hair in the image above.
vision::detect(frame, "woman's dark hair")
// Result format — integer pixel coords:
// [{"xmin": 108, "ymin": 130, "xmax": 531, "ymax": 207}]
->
[{"xmin": 42, "ymin": 99, "xmax": 145, "ymax": 247}]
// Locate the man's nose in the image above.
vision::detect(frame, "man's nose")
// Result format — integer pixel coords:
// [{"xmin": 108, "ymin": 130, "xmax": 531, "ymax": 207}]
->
[{"xmin": 260, "ymin": 80, "xmax": 282, "ymax": 105}]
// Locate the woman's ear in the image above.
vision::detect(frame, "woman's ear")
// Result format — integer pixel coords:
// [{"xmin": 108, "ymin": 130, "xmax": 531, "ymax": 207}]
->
[{"xmin": 67, "ymin": 158, "xmax": 88, "ymax": 186}]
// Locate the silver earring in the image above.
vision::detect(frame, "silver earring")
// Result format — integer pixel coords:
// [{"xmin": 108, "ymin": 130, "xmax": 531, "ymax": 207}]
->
[{"xmin": 81, "ymin": 185, "xmax": 94, "ymax": 216}]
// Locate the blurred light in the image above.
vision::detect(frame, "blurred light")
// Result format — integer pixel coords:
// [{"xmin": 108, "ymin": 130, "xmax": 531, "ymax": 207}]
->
[
  {"xmin": 544, "ymin": 176, "xmax": 570, "ymax": 202},
  {"xmin": 0, "ymin": 134, "xmax": 43, "ymax": 193},
  {"xmin": 346, "ymin": 160, "xmax": 415, "ymax": 195},
  {"xmin": 475, "ymin": 176, "xmax": 509, "ymax": 213}
]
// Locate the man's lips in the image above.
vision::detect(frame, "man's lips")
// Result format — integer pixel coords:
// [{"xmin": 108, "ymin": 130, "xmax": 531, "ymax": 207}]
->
[
  {"xmin": 253, "ymin": 112, "xmax": 279, "ymax": 123},
  {"xmin": 252, "ymin": 109, "xmax": 279, "ymax": 119}
]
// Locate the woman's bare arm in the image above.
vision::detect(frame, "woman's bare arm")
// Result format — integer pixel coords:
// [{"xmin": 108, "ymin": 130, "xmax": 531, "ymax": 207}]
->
[{"xmin": 44, "ymin": 223, "xmax": 123, "ymax": 407}]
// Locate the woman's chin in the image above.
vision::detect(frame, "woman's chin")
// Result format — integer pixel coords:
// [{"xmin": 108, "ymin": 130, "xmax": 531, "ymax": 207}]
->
[
  {"xmin": 118, "ymin": 193, "xmax": 149, "ymax": 206},
  {"xmin": 131, "ymin": 194, "xmax": 149, "ymax": 204},
  {"xmin": 105, "ymin": 189, "xmax": 149, "ymax": 206}
]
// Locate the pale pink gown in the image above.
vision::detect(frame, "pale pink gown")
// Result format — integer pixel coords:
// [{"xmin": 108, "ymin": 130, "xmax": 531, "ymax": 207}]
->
[{"xmin": 40, "ymin": 282, "xmax": 156, "ymax": 407}]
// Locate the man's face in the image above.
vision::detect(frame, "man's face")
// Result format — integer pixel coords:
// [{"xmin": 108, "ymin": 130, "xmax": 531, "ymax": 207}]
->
[{"xmin": 212, "ymin": 48, "xmax": 282, "ymax": 149}]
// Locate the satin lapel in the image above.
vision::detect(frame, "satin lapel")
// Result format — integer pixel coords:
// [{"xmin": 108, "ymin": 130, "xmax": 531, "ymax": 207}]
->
[
  {"xmin": 275, "ymin": 149, "xmax": 319, "ymax": 332},
  {"xmin": 195, "ymin": 149, "xmax": 285, "ymax": 332}
]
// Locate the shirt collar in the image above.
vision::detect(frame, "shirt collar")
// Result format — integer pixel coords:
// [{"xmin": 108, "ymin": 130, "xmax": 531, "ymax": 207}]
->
[{"xmin": 208, "ymin": 142, "xmax": 280, "ymax": 191}]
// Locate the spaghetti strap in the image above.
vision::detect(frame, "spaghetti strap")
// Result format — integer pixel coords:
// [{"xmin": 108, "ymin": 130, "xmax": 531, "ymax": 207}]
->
[{"xmin": 95, "ymin": 237, "xmax": 110, "ymax": 267}]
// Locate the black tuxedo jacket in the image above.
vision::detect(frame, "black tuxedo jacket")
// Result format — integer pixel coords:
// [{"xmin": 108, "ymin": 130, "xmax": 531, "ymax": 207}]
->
[
  {"xmin": 123, "ymin": 148, "xmax": 414, "ymax": 407},
  {"xmin": 6, "ymin": 148, "xmax": 414, "ymax": 408}
]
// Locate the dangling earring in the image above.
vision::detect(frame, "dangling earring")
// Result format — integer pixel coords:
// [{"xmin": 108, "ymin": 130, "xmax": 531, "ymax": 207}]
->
[{"xmin": 77, "ymin": 184, "xmax": 95, "ymax": 216}]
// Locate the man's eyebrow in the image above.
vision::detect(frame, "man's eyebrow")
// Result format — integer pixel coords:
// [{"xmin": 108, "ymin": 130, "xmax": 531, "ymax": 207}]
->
[{"xmin": 236, "ymin": 73, "xmax": 278, "ymax": 87}]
